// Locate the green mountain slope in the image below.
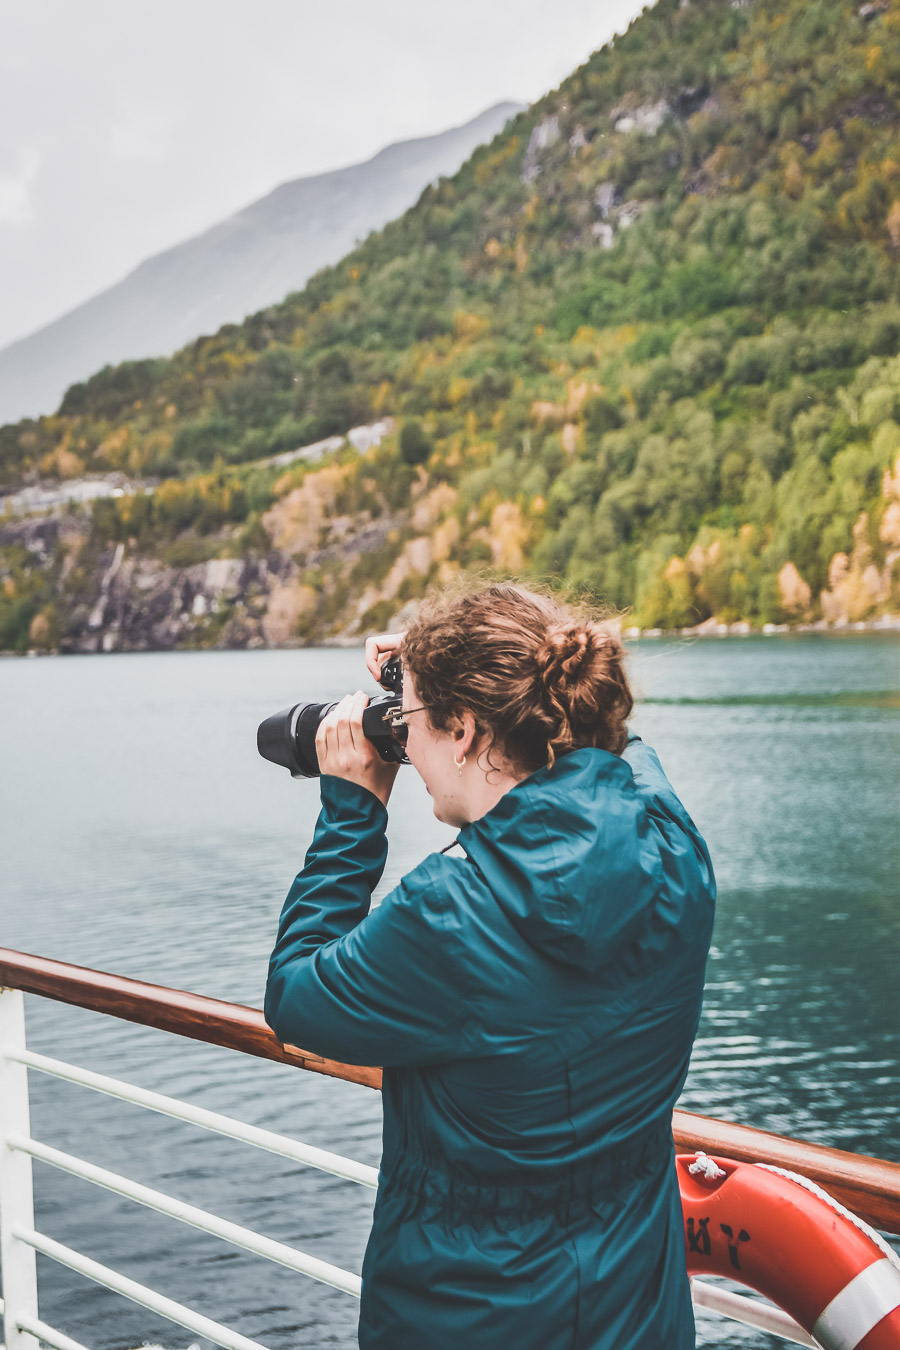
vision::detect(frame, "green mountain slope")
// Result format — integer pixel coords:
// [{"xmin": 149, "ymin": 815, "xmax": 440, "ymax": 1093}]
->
[{"xmin": 3, "ymin": 0, "xmax": 900, "ymax": 652}]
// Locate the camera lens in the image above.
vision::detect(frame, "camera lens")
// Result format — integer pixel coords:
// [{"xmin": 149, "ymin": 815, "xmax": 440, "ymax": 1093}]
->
[
  {"xmin": 257, "ymin": 702, "xmax": 333, "ymax": 778},
  {"xmin": 257, "ymin": 693, "xmax": 409, "ymax": 778}
]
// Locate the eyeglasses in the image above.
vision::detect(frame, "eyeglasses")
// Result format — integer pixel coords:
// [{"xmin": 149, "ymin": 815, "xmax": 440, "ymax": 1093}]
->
[{"xmin": 383, "ymin": 705, "xmax": 429, "ymax": 747}]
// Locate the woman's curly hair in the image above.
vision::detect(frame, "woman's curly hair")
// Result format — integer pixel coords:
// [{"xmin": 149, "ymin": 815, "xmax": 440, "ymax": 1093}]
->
[{"xmin": 401, "ymin": 583, "xmax": 633, "ymax": 774}]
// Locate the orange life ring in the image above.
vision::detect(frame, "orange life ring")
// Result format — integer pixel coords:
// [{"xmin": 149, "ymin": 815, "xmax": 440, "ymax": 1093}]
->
[{"xmin": 678, "ymin": 1152, "xmax": 900, "ymax": 1348}]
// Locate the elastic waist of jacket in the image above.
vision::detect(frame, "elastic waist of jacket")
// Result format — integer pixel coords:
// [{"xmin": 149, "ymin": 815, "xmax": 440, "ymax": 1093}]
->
[{"xmin": 380, "ymin": 1119, "xmax": 673, "ymax": 1219}]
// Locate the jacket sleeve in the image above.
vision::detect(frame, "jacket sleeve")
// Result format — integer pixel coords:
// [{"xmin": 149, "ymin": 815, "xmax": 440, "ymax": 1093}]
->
[
  {"xmin": 624, "ymin": 733, "xmax": 696, "ymax": 826},
  {"xmin": 623, "ymin": 733, "xmax": 716, "ymax": 887},
  {"xmin": 264, "ymin": 775, "xmax": 470, "ymax": 1068}
]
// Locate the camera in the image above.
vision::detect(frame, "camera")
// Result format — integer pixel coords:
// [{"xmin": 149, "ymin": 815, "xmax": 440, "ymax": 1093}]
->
[{"xmin": 257, "ymin": 656, "xmax": 409, "ymax": 778}]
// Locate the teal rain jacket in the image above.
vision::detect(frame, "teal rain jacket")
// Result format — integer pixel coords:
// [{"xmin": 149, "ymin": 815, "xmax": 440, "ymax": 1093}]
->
[{"xmin": 265, "ymin": 737, "xmax": 715, "ymax": 1350}]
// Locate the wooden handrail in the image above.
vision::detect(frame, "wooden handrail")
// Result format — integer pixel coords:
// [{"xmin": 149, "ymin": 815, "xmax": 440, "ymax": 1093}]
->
[
  {"xmin": 0, "ymin": 947, "xmax": 381, "ymax": 1090},
  {"xmin": 2, "ymin": 947, "xmax": 898, "ymax": 1234},
  {"xmin": 672, "ymin": 1110, "xmax": 900, "ymax": 1235}
]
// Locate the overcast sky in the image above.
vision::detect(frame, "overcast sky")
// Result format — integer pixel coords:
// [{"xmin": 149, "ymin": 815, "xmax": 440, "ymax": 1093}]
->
[{"xmin": 0, "ymin": 0, "xmax": 645, "ymax": 352}]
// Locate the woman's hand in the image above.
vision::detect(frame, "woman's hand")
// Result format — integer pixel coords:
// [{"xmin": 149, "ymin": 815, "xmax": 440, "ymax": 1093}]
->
[
  {"xmin": 365, "ymin": 631, "xmax": 406, "ymax": 684},
  {"xmin": 316, "ymin": 691, "xmax": 400, "ymax": 807}
]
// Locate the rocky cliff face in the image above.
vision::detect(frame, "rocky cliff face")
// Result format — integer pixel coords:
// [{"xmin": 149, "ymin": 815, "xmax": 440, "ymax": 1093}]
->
[{"xmin": 0, "ymin": 471, "xmax": 421, "ymax": 653}]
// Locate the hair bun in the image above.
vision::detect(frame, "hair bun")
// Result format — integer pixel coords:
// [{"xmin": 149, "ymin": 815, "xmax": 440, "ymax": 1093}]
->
[{"xmin": 536, "ymin": 625, "xmax": 598, "ymax": 687}]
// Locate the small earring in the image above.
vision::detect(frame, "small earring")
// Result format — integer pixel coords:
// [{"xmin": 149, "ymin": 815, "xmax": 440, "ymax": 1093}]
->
[{"xmin": 455, "ymin": 755, "xmax": 466, "ymax": 775}]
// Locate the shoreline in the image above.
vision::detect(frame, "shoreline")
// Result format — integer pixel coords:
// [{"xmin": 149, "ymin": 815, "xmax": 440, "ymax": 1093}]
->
[
  {"xmin": 622, "ymin": 614, "xmax": 900, "ymax": 640},
  {"xmin": 3, "ymin": 613, "xmax": 900, "ymax": 658}
]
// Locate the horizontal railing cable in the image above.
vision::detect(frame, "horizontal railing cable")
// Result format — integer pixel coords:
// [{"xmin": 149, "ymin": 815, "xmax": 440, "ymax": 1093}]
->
[
  {"xmin": 8, "ymin": 1134, "xmax": 362, "ymax": 1298},
  {"xmin": 13, "ymin": 1311, "xmax": 91, "ymax": 1350},
  {"xmin": 8, "ymin": 1047, "xmax": 378, "ymax": 1188},
  {"xmin": 15, "ymin": 1227, "xmax": 273, "ymax": 1350},
  {"xmin": 691, "ymin": 1279, "xmax": 817, "ymax": 1347}
]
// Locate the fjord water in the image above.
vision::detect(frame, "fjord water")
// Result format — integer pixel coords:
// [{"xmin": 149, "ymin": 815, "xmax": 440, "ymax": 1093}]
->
[{"xmin": 1, "ymin": 637, "xmax": 898, "ymax": 1350}]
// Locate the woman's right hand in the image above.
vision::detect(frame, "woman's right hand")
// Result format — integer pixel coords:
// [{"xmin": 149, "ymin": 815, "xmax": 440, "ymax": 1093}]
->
[
  {"xmin": 316, "ymin": 692, "xmax": 400, "ymax": 806},
  {"xmin": 365, "ymin": 631, "xmax": 406, "ymax": 684}
]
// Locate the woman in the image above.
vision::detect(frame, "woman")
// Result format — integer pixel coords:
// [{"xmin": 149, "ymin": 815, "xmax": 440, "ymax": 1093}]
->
[{"xmin": 265, "ymin": 583, "xmax": 715, "ymax": 1349}]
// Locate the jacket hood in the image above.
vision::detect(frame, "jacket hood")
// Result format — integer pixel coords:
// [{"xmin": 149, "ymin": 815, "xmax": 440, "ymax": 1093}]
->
[{"xmin": 457, "ymin": 747, "xmax": 697, "ymax": 974}]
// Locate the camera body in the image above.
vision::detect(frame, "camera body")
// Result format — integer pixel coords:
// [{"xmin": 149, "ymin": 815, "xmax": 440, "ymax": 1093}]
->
[{"xmin": 257, "ymin": 656, "xmax": 408, "ymax": 778}]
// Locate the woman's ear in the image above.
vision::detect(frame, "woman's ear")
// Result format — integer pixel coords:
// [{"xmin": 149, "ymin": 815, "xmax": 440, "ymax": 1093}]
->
[{"xmin": 455, "ymin": 710, "xmax": 477, "ymax": 760}]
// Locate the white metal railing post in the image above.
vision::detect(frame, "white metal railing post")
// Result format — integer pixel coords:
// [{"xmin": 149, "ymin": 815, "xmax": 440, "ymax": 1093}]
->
[{"xmin": 0, "ymin": 988, "xmax": 40, "ymax": 1350}]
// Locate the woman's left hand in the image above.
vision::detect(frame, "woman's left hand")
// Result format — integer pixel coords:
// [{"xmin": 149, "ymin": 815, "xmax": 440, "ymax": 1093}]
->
[{"xmin": 316, "ymin": 691, "xmax": 400, "ymax": 807}]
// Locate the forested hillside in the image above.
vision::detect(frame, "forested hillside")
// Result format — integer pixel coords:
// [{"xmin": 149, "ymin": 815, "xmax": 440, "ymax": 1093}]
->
[{"xmin": 3, "ymin": 0, "xmax": 900, "ymax": 652}]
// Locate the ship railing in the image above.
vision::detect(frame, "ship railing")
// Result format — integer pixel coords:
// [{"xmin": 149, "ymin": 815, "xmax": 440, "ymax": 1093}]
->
[{"xmin": 1, "ymin": 948, "xmax": 898, "ymax": 1350}]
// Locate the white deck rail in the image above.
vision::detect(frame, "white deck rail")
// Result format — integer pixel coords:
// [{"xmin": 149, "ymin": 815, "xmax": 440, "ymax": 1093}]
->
[{"xmin": 0, "ymin": 974, "xmax": 887, "ymax": 1350}]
